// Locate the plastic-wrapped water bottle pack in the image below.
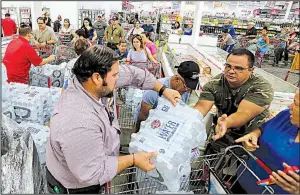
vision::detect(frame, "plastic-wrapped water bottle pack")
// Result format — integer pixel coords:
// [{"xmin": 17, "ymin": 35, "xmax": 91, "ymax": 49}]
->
[
  {"xmin": 1, "ymin": 83, "xmax": 61, "ymax": 125},
  {"xmin": 129, "ymin": 97, "xmax": 207, "ymax": 192},
  {"xmin": 19, "ymin": 121, "xmax": 50, "ymax": 165},
  {"xmin": 2, "ymin": 63, "xmax": 8, "ymax": 84},
  {"xmin": 125, "ymin": 88, "xmax": 145, "ymax": 114},
  {"xmin": 30, "ymin": 62, "xmax": 67, "ymax": 88}
]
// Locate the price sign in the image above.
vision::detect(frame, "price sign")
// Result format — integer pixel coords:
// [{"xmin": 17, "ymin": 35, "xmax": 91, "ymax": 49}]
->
[
  {"xmin": 233, "ymin": 20, "xmax": 239, "ymax": 25},
  {"xmin": 270, "ymin": 9, "xmax": 279, "ymax": 15},
  {"xmin": 253, "ymin": 9, "xmax": 260, "ymax": 15},
  {"xmin": 213, "ymin": 19, "xmax": 219, "ymax": 24}
]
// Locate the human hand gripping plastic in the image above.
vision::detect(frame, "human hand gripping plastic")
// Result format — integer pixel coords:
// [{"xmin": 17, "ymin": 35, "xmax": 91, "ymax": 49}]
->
[
  {"xmin": 49, "ymin": 55, "xmax": 56, "ymax": 62},
  {"xmin": 212, "ymin": 114, "xmax": 228, "ymax": 141},
  {"xmin": 235, "ymin": 131, "xmax": 260, "ymax": 152},
  {"xmin": 134, "ymin": 151, "xmax": 158, "ymax": 172},
  {"xmin": 162, "ymin": 88, "xmax": 181, "ymax": 107},
  {"xmin": 269, "ymin": 163, "xmax": 300, "ymax": 194}
]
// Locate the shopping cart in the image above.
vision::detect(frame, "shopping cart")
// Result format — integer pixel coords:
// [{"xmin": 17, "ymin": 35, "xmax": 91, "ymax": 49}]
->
[
  {"xmin": 116, "ymin": 87, "xmax": 140, "ymax": 154},
  {"xmin": 33, "ymin": 44, "xmax": 57, "ymax": 58},
  {"xmin": 235, "ymin": 36, "xmax": 253, "ymax": 49},
  {"xmin": 51, "ymin": 44, "xmax": 77, "ymax": 65},
  {"xmin": 284, "ymin": 50, "xmax": 300, "ymax": 87},
  {"xmin": 267, "ymin": 38, "xmax": 286, "ymax": 64},
  {"xmin": 57, "ymin": 33, "xmax": 73, "ymax": 45},
  {"xmin": 105, "ymin": 145, "xmax": 275, "ymax": 194},
  {"xmin": 122, "ymin": 61, "xmax": 162, "ymax": 78}
]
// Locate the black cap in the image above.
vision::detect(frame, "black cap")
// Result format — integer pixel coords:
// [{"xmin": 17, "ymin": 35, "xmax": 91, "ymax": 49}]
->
[
  {"xmin": 177, "ymin": 61, "xmax": 200, "ymax": 90},
  {"xmin": 112, "ymin": 16, "xmax": 118, "ymax": 20}
]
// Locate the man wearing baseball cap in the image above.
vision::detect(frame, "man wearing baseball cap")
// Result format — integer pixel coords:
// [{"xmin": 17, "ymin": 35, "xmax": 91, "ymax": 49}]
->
[
  {"xmin": 104, "ymin": 16, "xmax": 124, "ymax": 50},
  {"xmin": 245, "ymin": 22, "xmax": 257, "ymax": 38},
  {"xmin": 134, "ymin": 60, "xmax": 200, "ymax": 132}
]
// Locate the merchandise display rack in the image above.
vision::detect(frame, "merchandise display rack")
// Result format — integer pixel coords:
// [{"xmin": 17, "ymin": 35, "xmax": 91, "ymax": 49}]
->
[
  {"xmin": 78, "ymin": 9, "xmax": 105, "ymax": 28},
  {"xmin": 19, "ymin": 7, "xmax": 31, "ymax": 26}
]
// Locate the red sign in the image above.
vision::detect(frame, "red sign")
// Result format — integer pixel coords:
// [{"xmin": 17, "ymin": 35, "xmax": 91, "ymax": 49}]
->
[
  {"xmin": 151, "ymin": 120, "xmax": 161, "ymax": 129},
  {"xmin": 295, "ymin": 9, "xmax": 300, "ymax": 15},
  {"xmin": 270, "ymin": 9, "xmax": 279, "ymax": 15},
  {"xmin": 253, "ymin": 9, "xmax": 260, "ymax": 15}
]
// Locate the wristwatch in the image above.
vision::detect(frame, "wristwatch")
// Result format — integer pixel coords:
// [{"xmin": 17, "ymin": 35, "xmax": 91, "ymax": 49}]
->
[{"xmin": 158, "ymin": 86, "xmax": 166, "ymax": 97}]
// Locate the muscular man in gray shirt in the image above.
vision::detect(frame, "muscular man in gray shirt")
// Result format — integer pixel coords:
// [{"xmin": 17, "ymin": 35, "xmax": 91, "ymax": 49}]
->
[{"xmin": 46, "ymin": 45, "xmax": 181, "ymax": 193}]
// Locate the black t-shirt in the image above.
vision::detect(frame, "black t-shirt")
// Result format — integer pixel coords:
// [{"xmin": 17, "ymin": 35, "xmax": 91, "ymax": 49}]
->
[
  {"xmin": 46, "ymin": 17, "xmax": 52, "ymax": 27},
  {"xmin": 246, "ymin": 27, "xmax": 257, "ymax": 36}
]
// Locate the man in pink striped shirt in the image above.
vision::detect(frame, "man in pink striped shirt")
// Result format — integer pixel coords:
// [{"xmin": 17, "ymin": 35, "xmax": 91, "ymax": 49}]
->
[{"xmin": 46, "ymin": 45, "xmax": 181, "ymax": 193}]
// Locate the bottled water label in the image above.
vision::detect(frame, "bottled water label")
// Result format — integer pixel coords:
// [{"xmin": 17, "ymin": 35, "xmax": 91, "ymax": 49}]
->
[
  {"xmin": 155, "ymin": 120, "xmax": 180, "ymax": 142},
  {"xmin": 129, "ymin": 96, "xmax": 207, "ymax": 192},
  {"xmin": 190, "ymin": 147, "xmax": 200, "ymax": 160}
]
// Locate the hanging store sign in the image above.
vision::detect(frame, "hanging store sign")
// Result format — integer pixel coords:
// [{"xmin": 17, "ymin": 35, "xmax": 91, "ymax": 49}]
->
[
  {"xmin": 295, "ymin": 9, "xmax": 300, "ymax": 15},
  {"xmin": 253, "ymin": 9, "xmax": 260, "ymax": 15},
  {"xmin": 213, "ymin": 2, "xmax": 224, "ymax": 8}
]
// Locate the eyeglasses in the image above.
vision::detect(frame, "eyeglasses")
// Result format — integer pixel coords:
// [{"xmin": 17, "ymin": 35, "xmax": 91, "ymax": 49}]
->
[{"xmin": 224, "ymin": 63, "xmax": 251, "ymax": 72}]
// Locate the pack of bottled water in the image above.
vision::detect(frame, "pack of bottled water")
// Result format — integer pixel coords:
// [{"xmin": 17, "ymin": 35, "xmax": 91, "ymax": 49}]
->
[
  {"xmin": 2, "ymin": 101, "xmax": 15, "ymax": 120},
  {"xmin": 2, "ymin": 63, "xmax": 8, "ymax": 83},
  {"xmin": 30, "ymin": 62, "xmax": 67, "ymax": 88},
  {"xmin": 125, "ymin": 88, "xmax": 144, "ymax": 114},
  {"xmin": 129, "ymin": 97, "xmax": 207, "ymax": 192},
  {"xmin": 2, "ymin": 81, "xmax": 10, "ymax": 101},
  {"xmin": 19, "ymin": 121, "xmax": 50, "ymax": 165},
  {"xmin": 2, "ymin": 83, "xmax": 62, "ymax": 125}
]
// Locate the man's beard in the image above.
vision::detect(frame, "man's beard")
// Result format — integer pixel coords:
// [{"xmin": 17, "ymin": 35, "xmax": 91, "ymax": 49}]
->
[{"xmin": 99, "ymin": 80, "xmax": 114, "ymax": 98}]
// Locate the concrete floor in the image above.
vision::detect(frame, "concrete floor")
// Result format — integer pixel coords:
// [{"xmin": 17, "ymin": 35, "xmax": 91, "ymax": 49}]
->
[{"xmin": 260, "ymin": 60, "xmax": 299, "ymax": 87}]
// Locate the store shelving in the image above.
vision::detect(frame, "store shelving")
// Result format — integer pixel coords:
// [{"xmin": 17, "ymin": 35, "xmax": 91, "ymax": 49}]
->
[
  {"xmin": 78, "ymin": 9, "xmax": 105, "ymax": 28},
  {"xmin": 2, "ymin": 7, "xmax": 19, "ymax": 26},
  {"xmin": 19, "ymin": 7, "xmax": 31, "ymax": 26}
]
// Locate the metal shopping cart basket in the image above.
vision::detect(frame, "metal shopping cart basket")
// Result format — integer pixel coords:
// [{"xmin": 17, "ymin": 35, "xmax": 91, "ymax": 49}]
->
[
  {"xmin": 266, "ymin": 38, "xmax": 286, "ymax": 63},
  {"xmin": 57, "ymin": 33, "xmax": 73, "ymax": 45},
  {"xmin": 126, "ymin": 61, "xmax": 162, "ymax": 78},
  {"xmin": 33, "ymin": 44, "xmax": 57, "ymax": 58},
  {"xmin": 104, "ymin": 145, "xmax": 275, "ymax": 194},
  {"xmin": 116, "ymin": 87, "xmax": 141, "ymax": 154},
  {"xmin": 52, "ymin": 44, "xmax": 77, "ymax": 65}
]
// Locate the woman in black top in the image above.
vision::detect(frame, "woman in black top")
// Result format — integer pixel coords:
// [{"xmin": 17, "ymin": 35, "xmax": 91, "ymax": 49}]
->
[
  {"xmin": 80, "ymin": 18, "xmax": 97, "ymax": 43},
  {"xmin": 44, "ymin": 12, "xmax": 52, "ymax": 27}
]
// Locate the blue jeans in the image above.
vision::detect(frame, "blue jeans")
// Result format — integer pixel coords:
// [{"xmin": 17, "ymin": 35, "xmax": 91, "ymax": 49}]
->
[
  {"xmin": 224, "ymin": 44, "xmax": 234, "ymax": 53},
  {"xmin": 97, "ymin": 37, "xmax": 104, "ymax": 45}
]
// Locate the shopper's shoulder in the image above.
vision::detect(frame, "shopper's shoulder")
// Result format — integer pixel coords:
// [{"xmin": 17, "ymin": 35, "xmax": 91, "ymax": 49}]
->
[
  {"xmin": 46, "ymin": 26, "xmax": 55, "ymax": 33},
  {"xmin": 249, "ymin": 73, "xmax": 272, "ymax": 88}
]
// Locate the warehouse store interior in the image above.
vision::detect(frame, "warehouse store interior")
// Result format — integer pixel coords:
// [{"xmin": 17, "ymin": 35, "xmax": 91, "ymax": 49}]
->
[{"xmin": 1, "ymin": 1, "xmax": 300, "ymax": 194}]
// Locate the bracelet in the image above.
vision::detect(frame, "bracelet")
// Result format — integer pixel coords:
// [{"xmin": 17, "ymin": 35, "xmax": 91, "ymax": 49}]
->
[{"xmin": 158, "ymin": 86, "xmax": 166, "ymax": 97}]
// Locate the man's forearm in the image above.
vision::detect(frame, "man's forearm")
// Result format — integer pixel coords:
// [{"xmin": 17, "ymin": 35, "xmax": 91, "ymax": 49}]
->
[
  {"xmin": 47, "ymin": 39, "xmax": 57, "ymax": 44},
  {"xmin": 153, "ymin": 80, "xmax": 163, "ymax": 92},
  {"xmin": 226, "ymin": 111, "xmax": 253, "ymax": 129},
  {"xmin": 40, "ymin": 56, "xmax": 53, "ymax": 65},
  {"xmin": 117, "ymin": 154, "xmax": 134, "ymax": 174}
]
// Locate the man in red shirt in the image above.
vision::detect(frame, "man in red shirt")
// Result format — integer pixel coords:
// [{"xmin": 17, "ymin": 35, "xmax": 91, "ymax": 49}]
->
[
  {"xmin": 1, "ymin": 13, "xmax": 17, "ymax": 36},
  {"xmin": 3, "ymin": 24, "xmax": 55, "ymax": 84}
]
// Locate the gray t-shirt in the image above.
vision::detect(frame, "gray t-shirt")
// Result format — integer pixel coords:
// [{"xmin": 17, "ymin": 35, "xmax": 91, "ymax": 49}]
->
[
  {"xmin": 33, "ymin": 26, "xmax": 58, "ymax": 43},
  {"xmin": 94, "ymin": 21, "xmax": 107, "ymax": 37},
  {"xmin": 225, "ymin": 34, "xmax": 235, "ymax": 45},
  {"xmin": 128, "ymin": 48, "xmax": 151, "ymax": 62}
]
